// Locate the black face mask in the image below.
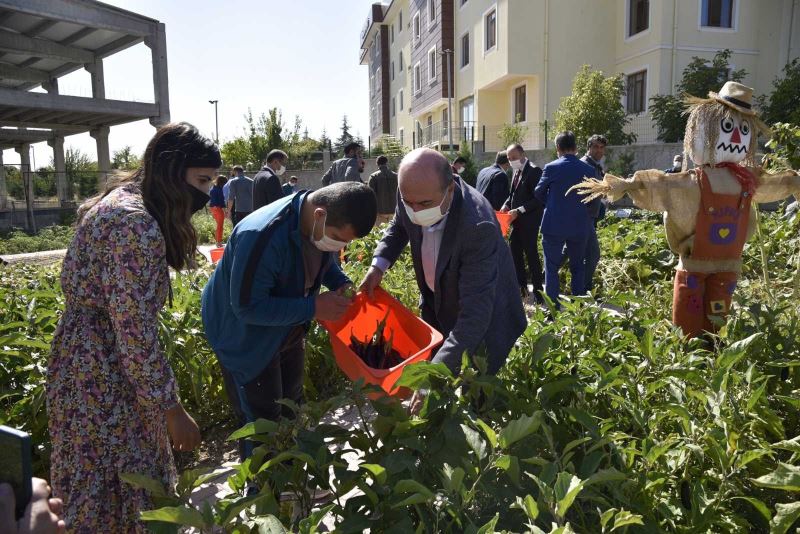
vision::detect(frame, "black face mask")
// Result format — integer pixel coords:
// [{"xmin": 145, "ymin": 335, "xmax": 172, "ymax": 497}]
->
[{"xmin": 185, "ymin": 182, "xmax": 210, "ymax": 214}]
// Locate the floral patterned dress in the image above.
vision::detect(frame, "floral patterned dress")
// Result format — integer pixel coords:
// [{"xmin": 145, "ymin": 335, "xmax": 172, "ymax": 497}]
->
[{"xmin": 47, "ymin": 183, "xmax": 179, "ymax": 532}]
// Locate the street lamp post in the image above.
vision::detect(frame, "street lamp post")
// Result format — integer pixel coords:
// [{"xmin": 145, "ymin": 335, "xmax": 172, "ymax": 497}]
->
[
  {"xmin": 208, "ymin": 100, "xmax": 219, "ymax": 143},
  {"xmin": 440, "ymin": 49, "xmax": 454, "ymax": 157}
]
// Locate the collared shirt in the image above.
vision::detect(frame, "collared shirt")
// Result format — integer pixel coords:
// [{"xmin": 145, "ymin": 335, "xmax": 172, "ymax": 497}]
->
[
  {"xmin": 372, "ymin": 212, "xmax": 449, "ymax": 293},
  {"xmin": 511, "ymin": 158, "xmax": 529, "ymax": 213}
]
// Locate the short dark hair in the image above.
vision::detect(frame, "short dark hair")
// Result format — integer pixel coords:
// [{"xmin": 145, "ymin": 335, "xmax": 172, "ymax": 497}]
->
[
  {"xmin": 233, "ymin": 165, "xmax": 244, "ymax": 173},
  {"xmin": 556, "ymin": 131, "xmax": 577, "ymax": 152},
  {"xmin": 587, "ymin": 134, "xmax": 608, "ymax": 148},
  {"xmin": 289, "ymin": 175, "xmax": 298, "ymax": 182},
  {"xmin": 215, "ymin": 174, "xmax": 228, "ymax": 187},
  {"xmin": 376, "ymin": 155, "xmax": 388, "ymax": 165},
  {"xmin": 344, "ymin": 142, "xmax": 362, "ymax": 156},
  {"xmin": 495, "ymin": 151, "xmax": 509, "ymax": 165},
  {"xmin": 453, "ymin": 156, "xmax": 467, "ymax": 166},
  {"xmin": 310, "ymin": 182, "xmax": 377, "ymax": 237},
  {"xmin": 266, "ymin": 149, "xmax": 288, "ymax": 164}
]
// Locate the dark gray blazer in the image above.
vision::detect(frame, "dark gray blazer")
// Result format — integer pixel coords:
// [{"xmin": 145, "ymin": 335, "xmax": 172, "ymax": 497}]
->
[{"xmin": 374, "ymin": 178, "xmax": 527, "ymax": 374}]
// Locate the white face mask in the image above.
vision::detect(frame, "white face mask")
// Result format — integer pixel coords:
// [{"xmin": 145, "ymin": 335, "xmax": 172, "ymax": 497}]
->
[
  {"xmin": 403, "ymin": 188, "xmax": 450, "ymax": 227},
  {"xmin": 509, "ymin": 159, "xmax": 524, "ymax": 171},
  {"xmin": 276, "ymin": 165, "xmax": 286, "ymax": 176},
  {"xmin": 455, "ymin": 165, "xmax": 465, "ymax": 175},
  {"xmin": 311, "ymin": 213, "xmax": 348, "ymax": 252}
]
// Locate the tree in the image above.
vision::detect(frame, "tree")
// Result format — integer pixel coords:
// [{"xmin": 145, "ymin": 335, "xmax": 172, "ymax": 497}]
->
[
  {"xmin": 220, "ymin": 108, "xmax": 286, "ymax": 169},
  {"xmin": 318, "ymin": 128, "xmax": 331, "ymax": 152},
  {"xmin": 334, "ymin": 116, "xmax": 356, "ymax": 156},
  {"xmin": 553, "ymin": 65, "xmax": 634, "ymax": 148},
  {"xmin": 650, "ymin": 49, "xmax": 746, "ymax": 142},
  {"xmin": 497, "ymin": 115, "xmax": 529, "ymax": 148},
  {"xmin": 264, "ymin": 108, "xmax": 284, "ymax": 152},
  {"xmin": 757, "ymin": 58, "xmax": 800, "ymax": 126},
  {"xmin": 65, "ymin": 148, "xmax": 98, "ymax": 198},
  {"xmin": 111, "ymin": 145, "xmax": 141, "ymax": 170}
]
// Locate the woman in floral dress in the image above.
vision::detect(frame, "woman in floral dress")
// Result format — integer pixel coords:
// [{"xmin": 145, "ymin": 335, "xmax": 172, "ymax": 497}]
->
[{"xmin": 47, "ymin": 122, "xmax": 220, "ymax": 532}]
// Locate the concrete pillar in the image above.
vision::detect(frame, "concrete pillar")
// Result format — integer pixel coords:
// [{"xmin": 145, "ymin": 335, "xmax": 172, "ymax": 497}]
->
[
  {"xmin": 42, "ymin": 77, "xmax": 59, "ymax": 95},
  {"xmin": 16, "ymin": 143, "xmax": 35, "ymax": 232},
  {"xmin": 145, "ymin": 23, "xmax": 171, "ymax": 128},
  {"xmin": 48, "ymin": 136, "xmax": 67, "ymax": 205},
  {"xmin": 85, "ymin": 59, "xmax": 104, "ymax": 99},
  {"xmin": 0, "ymin": 150, "xmax": 7, "ymax": 210},
  {"xmin": 91, "ymin": 127, "xmax": 110, "ymax": 191}
]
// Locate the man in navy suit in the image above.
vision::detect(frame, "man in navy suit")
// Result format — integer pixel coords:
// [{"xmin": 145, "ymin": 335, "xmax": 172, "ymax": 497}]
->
[
  {"xmin": 359, "ymin": 148, "xmax": 526, "ymax": 381},
  {"xmin": 534, "ymin": 132, "xmax": 596, "ymax": 306},
  {"xmin": 475, "ymin": 151, "xmax": 511, "ymax": 211}
]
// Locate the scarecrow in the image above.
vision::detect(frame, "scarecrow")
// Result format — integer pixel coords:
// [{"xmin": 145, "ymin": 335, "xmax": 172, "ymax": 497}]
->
[{"xmin": 572, "ymin": 82, "xmax": 800, "ymax": 337}]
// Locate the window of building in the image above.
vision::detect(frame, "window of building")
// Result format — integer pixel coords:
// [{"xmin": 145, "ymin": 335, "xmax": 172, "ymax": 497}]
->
[
  {"xmin": 391, "ymin": 61, "xmax": 395, "ymax": 81},
  {"xmin": 460, "ymin": 96, "xmax": 475, "ymax": 140},
  {"xmin": 391, "ymin": 24, "xmax": 395, "ymax": 43},
  {"xmin": 701, "ymin": 0, "xmax": 735, "ymax": 28},
  {"xmin": 399, "ymin": 127, "xmax": 404, "ymax": 145},
  {"xmin": 428, "ymin": 0, "xmax": 436, "ymax": 26},
  {"xmin": 461, "ymin": 32, "xmax": 470, "ymax": 68},
  {"xmin": 391, "ymin": 97, "xmax": 396, "ymax": 117},
  {"xmin": 627, "ymin": 0, "xmax": 649, "ymax": 37},
  {"xmin": 513, "ymin": 85, "xmax": 526, "ymax": 122},
  {"xmin": 442, "ymin": 108, "xmax": 449, "ymax": 135},
  {"xmin": 398, "ymin": 10, "xmax": 403, "ymax": 31},
  {"xmin": 375, "ymin": 67, "xmax": 381, "ymax": 94},
  {"xmin": 461, "ymin": 0, "xmax": 468, "ymax": 6},
  {"xmin": 413, "ymin": 12, "xmax": 421, "ymax": 42},
  {"xmin": 485, "ymin": 8, "xmax": 497, "ymax": 52},
  {"xmin": 626, "ymin": 70, "xmax": 647, "ymax": 114},
  {"xmin": 399, "ymin": 51, "xmax": 404, "ymax": 71},
  {"xmin": 413, "ymin": 62, "xmax": 422, "ymax": 94},
  {"xmin": 399, "ymin": 89, "xmax": 404, "ymax": 111},
  {"xmin": 428, "ymin": 46, "xmax": 437, "ymax": 83},
  {"xmin": 369, "ymin": 73, "xmax": 374, "ymax": 95}
]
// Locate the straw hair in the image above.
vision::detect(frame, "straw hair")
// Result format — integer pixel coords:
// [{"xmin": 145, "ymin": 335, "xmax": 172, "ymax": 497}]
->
[{"xmin": 683, "ymin": 96, "xmax": 770, "ymax": 167}]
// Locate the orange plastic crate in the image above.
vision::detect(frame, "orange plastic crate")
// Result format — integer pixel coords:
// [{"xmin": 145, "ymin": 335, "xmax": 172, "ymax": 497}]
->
[
  {"xmin": 495, "ymin": 211, "xmax": 512, "ymax": 237},
  {"xmin": 209, "ymin": 247, "xmax": 225, "ymax": 264},
  {"xmin": 321, "ymin": 287, "xmax": 444, "ymax": 396}
]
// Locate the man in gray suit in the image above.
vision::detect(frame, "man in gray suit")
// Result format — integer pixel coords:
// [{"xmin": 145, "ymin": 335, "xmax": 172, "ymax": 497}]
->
[{"xmin": 359, "ymin": 148, "xmax": 527, "ymax": 386}]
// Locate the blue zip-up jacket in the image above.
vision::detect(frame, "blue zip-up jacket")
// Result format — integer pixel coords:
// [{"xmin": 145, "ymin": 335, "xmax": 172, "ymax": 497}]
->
[{"xmin": 201, "ymin": 191, "xmax": 350, "ymax": 384}]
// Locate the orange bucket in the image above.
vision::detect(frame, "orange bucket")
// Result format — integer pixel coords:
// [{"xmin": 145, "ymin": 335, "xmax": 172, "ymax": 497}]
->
[
  {"xmin": 495, "ymin": 211, "xmax": 512, "ymax": 237},
  {"xmin": 209, "ymin": 247, "xmax": 225, "ymax": 263},
  {"xmin": 321, "ymin": 287, "xmax": 444, "ymax": 396}
]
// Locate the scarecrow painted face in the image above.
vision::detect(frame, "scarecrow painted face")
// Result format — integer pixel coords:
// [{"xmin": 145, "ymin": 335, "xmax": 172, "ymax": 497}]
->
[{"xmin": 690, "ymin": 111, "xmax": 752, "ymax": 165}]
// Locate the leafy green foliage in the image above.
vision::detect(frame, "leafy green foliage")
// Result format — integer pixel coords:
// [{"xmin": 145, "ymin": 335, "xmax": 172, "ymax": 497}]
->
[
  {"xmin": 757, "ymin": 59, "xmax": 800, "ymax": 127},
  {"xmin": 554, "ymin": 65, "xmax": 635, "ymax": 148},
  {"xmin": 498, "ymin": 116, "xmax": 529, "ymax": 148},
  {"xmin": 763, "ymin": 123, "xmax": 800, "ymax": 172},
  {"xmin": 112, "ymin": 145, "xmax": 142, "ymax": 171},
  {"xmin": 0, "ymin": 225, "xmax": 75, "ymax": 255},
  {"xmin": 650, "ymin": 49, "xmax": 746, "ymax": 142},
  {"xmin": 5, "ymin": 209, "xmax": 800, "ymax": 532}
]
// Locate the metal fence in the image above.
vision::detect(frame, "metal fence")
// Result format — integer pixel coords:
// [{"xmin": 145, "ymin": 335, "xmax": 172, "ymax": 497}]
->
[{"xmin": 624, "ymin": 112, "xmax": 660, "ymax": 145}]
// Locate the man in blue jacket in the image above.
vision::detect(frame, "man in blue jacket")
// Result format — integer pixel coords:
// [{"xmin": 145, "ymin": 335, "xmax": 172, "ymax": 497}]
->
[
  {"xmin": 534, "ymin": 132, "xmax": 596, "ymax": 306},
  {"xmin": 202, "ymin": 182, "xmax": 377, "ymax": 458}
]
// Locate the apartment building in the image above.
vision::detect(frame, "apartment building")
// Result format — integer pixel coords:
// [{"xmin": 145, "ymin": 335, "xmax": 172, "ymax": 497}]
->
[{"xmin": 360, "ymin": 0, "xmax": 800, "ymax": 151}]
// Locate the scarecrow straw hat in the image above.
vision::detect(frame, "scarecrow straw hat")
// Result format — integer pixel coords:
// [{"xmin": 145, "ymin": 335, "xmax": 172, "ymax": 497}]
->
[{"xmin": 707, "ymin": 81, "xmax": 757, "ymax": 116}]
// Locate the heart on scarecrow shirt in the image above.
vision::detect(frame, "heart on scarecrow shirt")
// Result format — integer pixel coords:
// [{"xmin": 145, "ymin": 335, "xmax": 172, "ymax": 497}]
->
[
  {"xmin": 719, "ymin": 228, "xmax": 730, "ymax": 239},
  {"xmin": 710, "ymin": 223, "xmax": 736, "ymax": 245}
]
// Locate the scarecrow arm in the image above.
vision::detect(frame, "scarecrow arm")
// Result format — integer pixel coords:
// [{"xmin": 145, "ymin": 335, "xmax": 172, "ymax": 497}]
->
[
  {"xmin": 753, "ymin": 168, "xmax": 800, "ymax": 204},
  {"xmin": 569, "ymin": 169, "xmax": 695, "ymax": 212}
]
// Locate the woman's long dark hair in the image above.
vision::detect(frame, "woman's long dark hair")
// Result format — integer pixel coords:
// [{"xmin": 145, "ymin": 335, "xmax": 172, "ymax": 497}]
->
[{"xmin": 78, "ymin": 122, "xmax": 220, "ymax": 270}]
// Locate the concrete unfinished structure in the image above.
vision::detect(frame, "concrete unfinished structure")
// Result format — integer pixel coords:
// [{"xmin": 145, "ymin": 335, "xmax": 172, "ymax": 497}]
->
[{"xmin": 0, "ymin": 0, "xmax": 169, "ymax": 224}]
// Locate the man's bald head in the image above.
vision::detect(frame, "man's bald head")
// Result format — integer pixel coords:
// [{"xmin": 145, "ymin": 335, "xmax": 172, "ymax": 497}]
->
[{"xmin": 398, "ymin": 148, "xmax": 453, "ymax": 192}]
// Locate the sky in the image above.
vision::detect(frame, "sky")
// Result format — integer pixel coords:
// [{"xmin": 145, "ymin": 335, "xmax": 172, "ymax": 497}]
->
[{"xmin": 4, "ymin": 0, "xmax": 376, "ymax": 166}]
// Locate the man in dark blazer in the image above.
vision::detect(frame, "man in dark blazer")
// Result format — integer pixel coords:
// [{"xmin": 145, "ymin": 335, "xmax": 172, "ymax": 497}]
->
[
  {"xmin": 534, "ymin": 131, "xmax": 596, "ymax": 306},
  {"xmin": 359, "ymin": 148, "xmax": 526, "ymax": 384},
  {"xmin": 500, "ymin": 143, "xmax": 544, "ymax": 302},
  {"xmin": 252, "ymin": 149, "xmax": 288, "ymax": 211},
  {"xmin": 580, "ymin": 135, "xmax": 608, "ymax": 292},
  {"xmin": 476, "ymin": 151, "xmax": 511, "ymax": 211}
]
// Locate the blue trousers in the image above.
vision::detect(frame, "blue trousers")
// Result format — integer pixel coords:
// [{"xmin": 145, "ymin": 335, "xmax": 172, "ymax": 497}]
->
[
  {"xmin": 542, "ymin": 233, "xmax": 589, "ymax": 305},
  {"xmin": 584, "ymin": 226, "xmax": 600, "ymax": 291}
]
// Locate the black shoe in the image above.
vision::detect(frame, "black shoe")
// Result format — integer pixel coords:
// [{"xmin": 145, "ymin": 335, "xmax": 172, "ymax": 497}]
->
[{"xmin": 520, "ymin": 285, "xmax": 529, "ymax": 298}]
